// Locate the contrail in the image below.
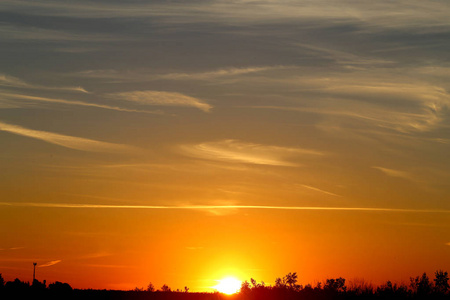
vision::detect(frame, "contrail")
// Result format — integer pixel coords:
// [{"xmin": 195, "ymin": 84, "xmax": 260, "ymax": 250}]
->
[{"xmin": 0, "ymin": 202, "xmax": 449, "ymax": 213}]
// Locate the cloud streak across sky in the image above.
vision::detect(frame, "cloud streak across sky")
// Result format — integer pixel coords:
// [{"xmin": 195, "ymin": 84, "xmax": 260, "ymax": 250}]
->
[
  {"xmin": 2, "ymin": 0, "xmax": 450, "ymax": 31},
  {"xmin": 0, "ymin": 92, "xmax": 161, "ymax": 114},
  {"xmin": 180, "ymin": 140, "xmax": 324, "ymax": 166},
  {"xmin": 249, "ymin": 75, "xmax": 450, "ymax": 133},
  {"xmin": 109, "ymin": 90, "xmax": 212, "ymax": 112},
  {"xmin": 0, "ymin": 121, "xmax": 137, "ymax": 153},
  {"xmin": 0, "ymin": 73, "xmax": 88, "ymax": 93},
  {"xmin": 157, "ymin": 66, "xmax": 289, "ymax": 81},
  {"xmin": 373, "ymin": 167, "xmax": 414, "ymax": 181},
  {"xmin": 39, "ymin": 260, "xmax": 62, "ymax": 268},
  {"xmin": 299, "ymin": 185, "xmax": 341, "ymax": 197},
  {"xmin": 0, "ymin": 201, "xmax": 449, "ymax": 214}
]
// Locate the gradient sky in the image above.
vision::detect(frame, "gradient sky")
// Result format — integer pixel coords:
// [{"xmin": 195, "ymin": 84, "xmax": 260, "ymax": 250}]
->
[{"xmin": 1, "ymin": 0, "xmax": 449, "ymax": 292}]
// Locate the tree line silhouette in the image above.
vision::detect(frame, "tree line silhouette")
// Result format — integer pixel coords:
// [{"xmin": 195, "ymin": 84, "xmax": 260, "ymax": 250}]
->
[
  {"xmin": 0, "ymin": 270, "xmax": 449, "ymax": 300},
  {"xmin": 237, "ymin": 271, "xmax": 449, "ymax": 300}
]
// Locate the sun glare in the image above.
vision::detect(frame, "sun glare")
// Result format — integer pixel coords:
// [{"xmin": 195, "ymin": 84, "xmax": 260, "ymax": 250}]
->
[{"xmin": 214, "ymin": 277, "xmax": 242, "ymax": 294}]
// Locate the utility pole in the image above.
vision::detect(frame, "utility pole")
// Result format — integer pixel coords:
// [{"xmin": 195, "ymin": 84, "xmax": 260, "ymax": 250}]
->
[{"xmin": 33, "ymin": 262, "xmax": 37, "ymax": 283}]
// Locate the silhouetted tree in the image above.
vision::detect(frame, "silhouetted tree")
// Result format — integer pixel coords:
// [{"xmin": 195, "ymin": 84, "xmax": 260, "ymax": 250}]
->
[
  {"xmin": 376, "ymin": 280, "xmax": 408, "ymax": 298},
  {"xmin": 275, "ymin": 277, "xmax": 284, "ymax": 288},
  {"xmin": 184, "ymin": 286, "xmax": 189, "ymax": 293},
  {"xmin": 160, "ymin": 284, "xmax": 171, "ymax": 292},
  {"xmin": 31, "ymin": 279, "xmax": 46, "ymax": 291},
  {"xmin": 434, "ymin": 270, "xmax": 449, "ymax": 294},
  {"xmin": 275, "ymin": 272, "xmax": 301, "ymax": 291},
  {"xmin": 147, "ymin": 282, "xmax": 155, "ymax": 292},
  {"xmin": 0, "ymin": 273, "xmax": 4, "ymax": 288},
  {"xmin": 347, "ymin": 278, "xmax": 374, "ymax": 296},
  {"xmin": 286, "ymin": 272, "xmax": 301, "ymax": 291},
  {"xmin": 302, "ymin": 283, "xmax": 313, "ymax": 294},
  {"xmin": 48, "ymin": 281, "xmax": 72, "ymax": 293},
  {"xmin": 240, "ymin": 280, "xmax": 251, "ymax": 295},
  {"xmin": 410, "ymin": 276, "xmax": 419, "ymax": 293},
  {"xmin": 5, "ymin": 278, "xmax": 29, "ymax": 291},
  {"xmin": 410, "ymin": 273, "xmax": 432, "ymax": 295},
  {"xmin": 249, "ymin": 278, "xmax": 265, "ymax": 289},
  {"xmin": 324, "ymin": 277, "xmax": 346, "ymax": 292}
]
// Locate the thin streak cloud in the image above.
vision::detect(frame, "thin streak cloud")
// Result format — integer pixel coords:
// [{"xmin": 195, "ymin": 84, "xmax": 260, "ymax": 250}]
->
[
  {"xmin": 0, "ymin": 74, "xmax": 88, "ymax": 93},
  {"xmin": 3, "ymin": 0, "xmax": 450, "ymax": 32},
  {"xmin": 299, "ymin": 184, "xmax": 341, "ymax": 197},
  {"xmin": 248, "ymin": 74, "xmax": 450, "ymax": 133},
  {"xmin": 373, "ymin": 167, "xmax": 414, "ymax": 180},
  {"xmin": 0, "ymin": 121, "xmax": 138, "ymax": 153},
  {"xmin": 39, "ymin": 260, "xmax": 61, "ymax": 268},
  {"xmin": 74, "ymin": 66, "xmax": 289, "ymax": 84},
  {"xmin": 252, "ymin": 100, "xmax": 446, "ymax": 134},
  {"xmin": 0, "ymin": 247, "xmax": 24, "ymax": 251},
  {"xmin": 180, "ymin": 139, "xmax": 324, "ymax": 166},
  {"xmin": 294, "ymin": 43, "xmax": 393, "ymax": 67},
  {"xmin": 109, "ymin": 90, "xmax": 212, "ymax": 112},
  {"xmin": 0, "ymin": 24, "xmax": 122, "ymax": 42},
  {"xmin": 157, "ymin": 66, "xmax": 289, "ymax": 80},
  {"xmin": 0, "ymin": 92, "xmax": 161, "ymax": 114},
  {"xmin": 0, "ymin": 202, "xmax": 449, "ymax": 214}
]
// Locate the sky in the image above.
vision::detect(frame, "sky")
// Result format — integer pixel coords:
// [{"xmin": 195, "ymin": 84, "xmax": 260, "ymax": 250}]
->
[{"xmin": 0, "ymin": 0, "xmax": 449, "ymax": 292}]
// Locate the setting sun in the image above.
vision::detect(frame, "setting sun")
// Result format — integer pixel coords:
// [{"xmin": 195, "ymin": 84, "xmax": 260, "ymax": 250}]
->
[{"xmin": 214, "ymin": 277, "xmax": 242, "ymax": 294}]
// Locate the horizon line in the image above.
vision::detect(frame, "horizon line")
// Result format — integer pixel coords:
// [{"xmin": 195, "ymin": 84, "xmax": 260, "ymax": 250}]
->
[{"xmin": 0, "ymin": 202, "xmax": 449, "ymax": 213}]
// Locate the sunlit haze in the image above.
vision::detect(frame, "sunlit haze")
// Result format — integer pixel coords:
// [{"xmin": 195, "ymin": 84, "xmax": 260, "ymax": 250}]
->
[
  {"xmin": 214, "ymin": 277, "xmax": 242, "ymax": 295},
  {"xmin": 0, "ymin": 0, "xmax": 449, "ymax": 292}
]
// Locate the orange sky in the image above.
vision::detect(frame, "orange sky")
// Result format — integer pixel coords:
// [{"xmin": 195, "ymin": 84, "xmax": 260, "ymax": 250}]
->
[{"xmin": 0, "ymin": 0, "xmax": 450, "ymax": 292}]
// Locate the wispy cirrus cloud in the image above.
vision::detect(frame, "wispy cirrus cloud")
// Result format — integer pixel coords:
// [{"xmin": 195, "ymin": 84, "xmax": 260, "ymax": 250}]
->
[
  {"xmin": 74, "ymin": 66, "xmax": 288, "ymax": 84},
  {"xmin": 251, "ymin": 75, "xmax": 450, "ymax": 133},
  {"xmin": 0, "ymin": 121, "xmax": 137, "ymax": 153},
  {"xmin": 0, "ymin": 73, "xmax": 88, "ymax": 93},
  {"xmin": 157, "ymin": 66, "xmax": 289, "ymax": 80},
  {"xmin": 0, "ymin": 247, "xmax": 24, "ymax": 251},
  {"xmin": 373, "ymin": 166, "xmax": 414, "ymax": 181},
  {"xmin": 180, "ymin": 139, "xmax": 324, "ymax": 166},
  {"xmin": 3, "ymin": 0, "xmax": 450, "ymax": 32},
  {"xmin": 0, "ymin": 92, "xmax": 161, "ymax": 114},
  {"xmin": 299, "ymin": 184, "xmax": 341, "ymax": 197},
  {"xmin": 39, "ymin": 260, "xmax": 61, "ymax": 268},
  {"xmin": 294, "ymin": 43, "xmax": 394, "ymax": 67},
  {"xmin": 0, "ymin": 23, "xmax": 124, "ymax": 42},
  {"xmin": 109, "ymin": 90, "xmax": 212, "ymax": 112}
]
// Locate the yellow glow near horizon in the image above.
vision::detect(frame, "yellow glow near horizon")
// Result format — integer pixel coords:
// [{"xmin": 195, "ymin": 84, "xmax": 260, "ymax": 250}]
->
[{"xmin": 214, "ymin": 277, "xmax": 242, "ymax": 294}]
